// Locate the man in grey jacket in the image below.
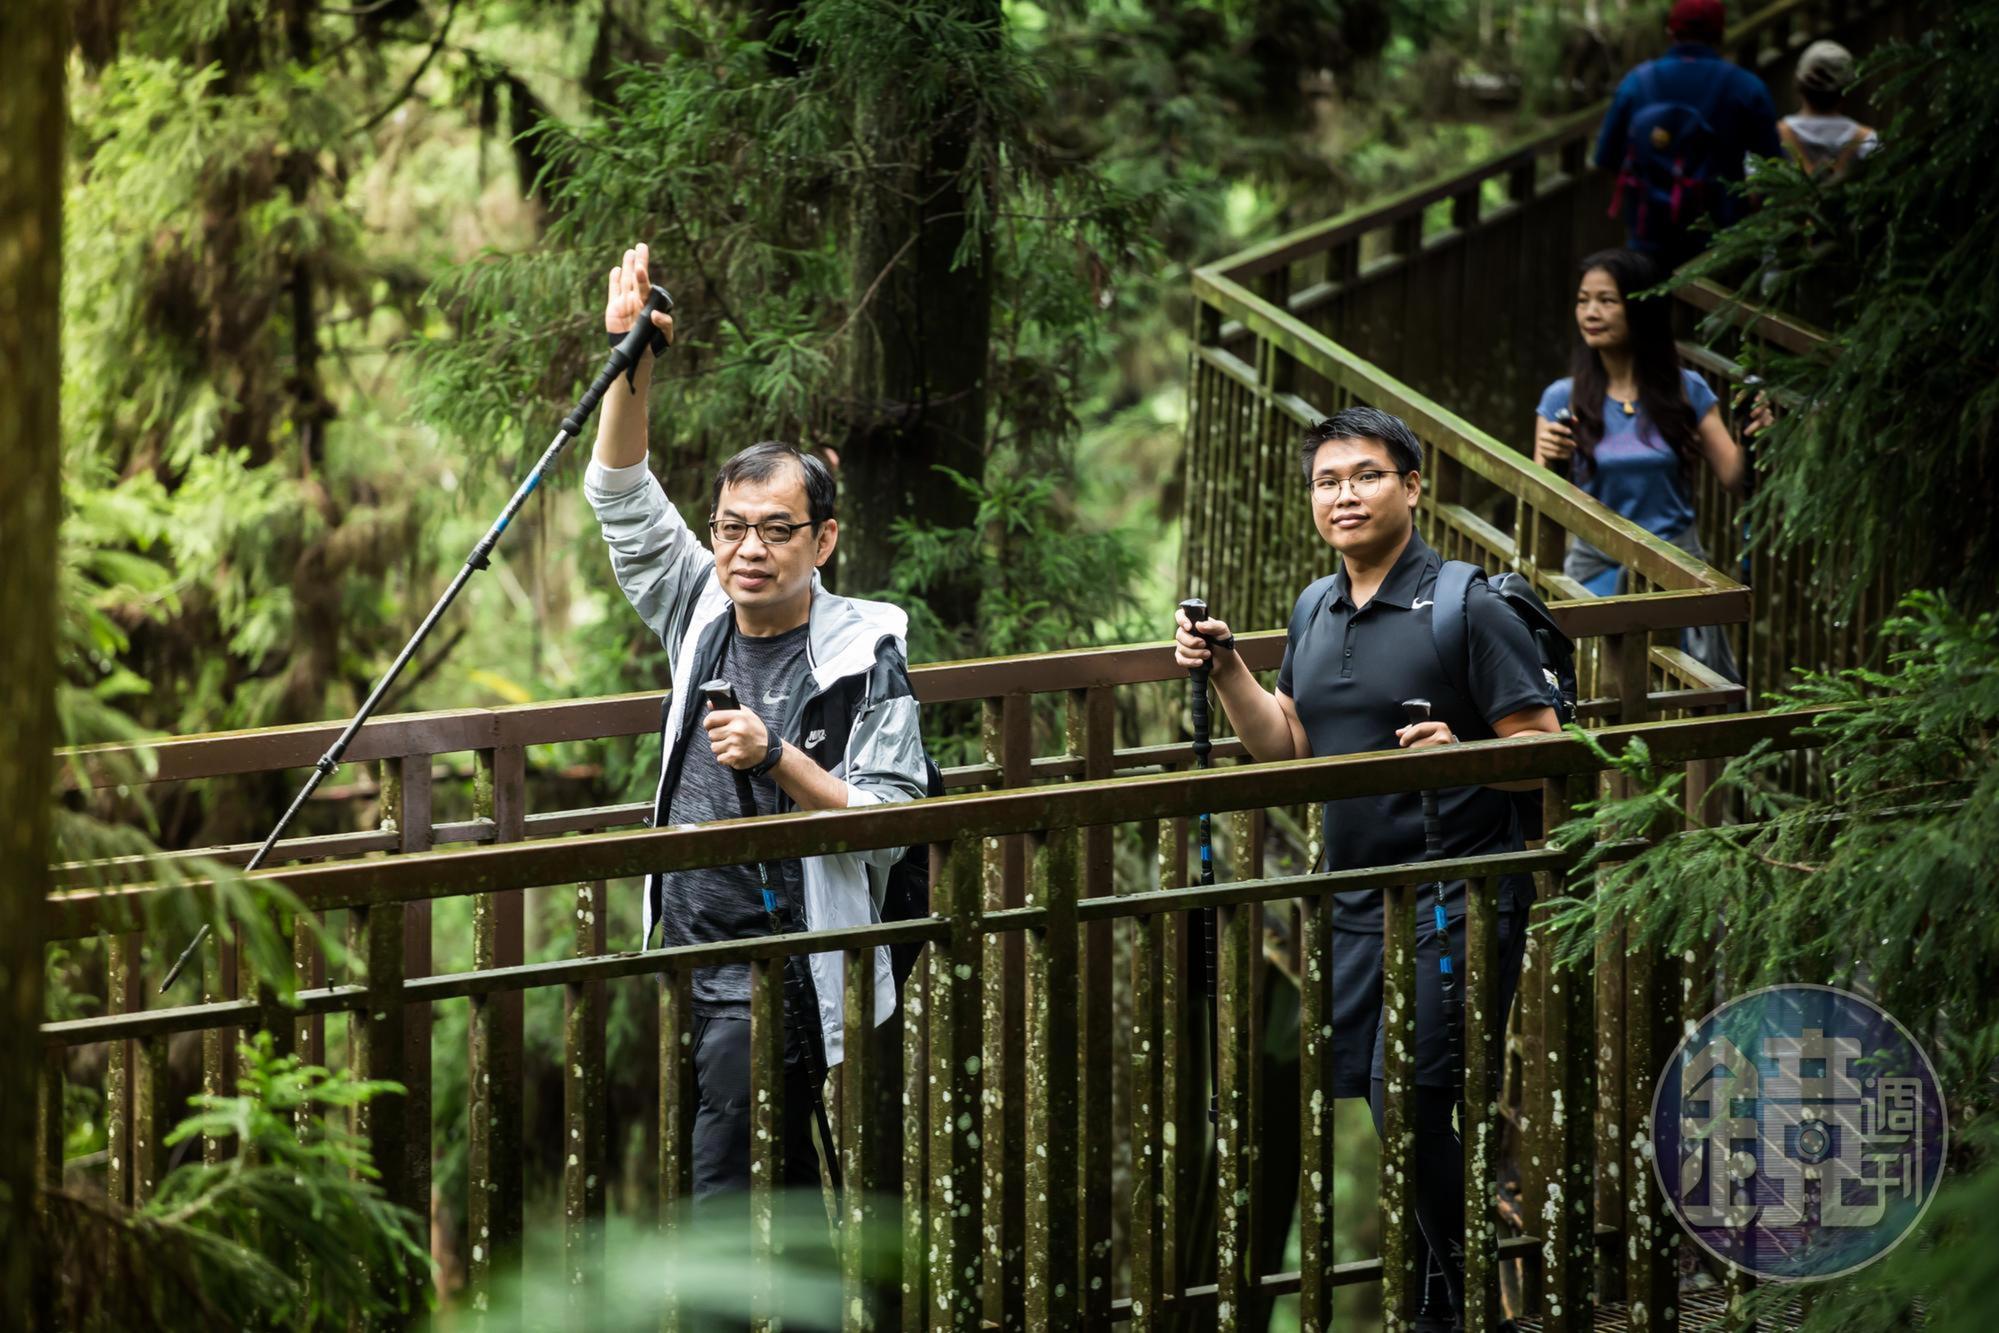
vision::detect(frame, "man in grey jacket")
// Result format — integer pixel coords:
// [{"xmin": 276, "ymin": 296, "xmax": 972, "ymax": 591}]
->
[{"xmin": 588, "ymin": 242, "xmax": 929, "ymax": 1200}]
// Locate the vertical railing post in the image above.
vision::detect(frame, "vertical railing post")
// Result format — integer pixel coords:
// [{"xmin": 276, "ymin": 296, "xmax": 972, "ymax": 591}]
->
[
  {"xmin": 979, "ymin": 697, "xmax": 1028, "ymax": 1331},
  {"xmin": 1297, "ymin": 887, "xmax": 1337, "ymax": 1332},
  {"xmin": 1540, "ymin": 777, "xmax": 1597, "ymax": 1333},
  {"xmin": 201, "ymin": 925, "xmax": 239, "ymax": 1165},
  {"xmin": 386, "ymin": 754, "xmax": 433, "ymax": 1253},
  {"xmin": 466, "ymin": 745, "xmax": 525, "ymax": 1319},
  {"xmin": 659, "ymin": 965, "xmax": 696, "ymax": 1333},
  {"xmin": 104, "ymin": 932, "xmax": 140, "ymax": 1207},
  {"xmin": 1068, "ymin": 688, "xmax": 1116, "ymax": 1324},
  {"xmin": 1127, "ymin": 809, "xmax": 1182, "ymax": 1330},
  {"xmin": 841, "ymin": 943, "xmax": 882, "ymax": 1332},
  {"xmin": 1024, "ymin": 825, "xmax": 1080, "ymax": 1327},
  {"xmin": 1379, "ymin": 879, "xmax": 1420, "ymax": 1330},
  {"xmin": 900, "ymin": 885, "xmax": 932, "ymax": 1333},
  {"xmin": 1462, "ymin": 878, "xmax": 1505, "ymax": 1333},
  {"xmin": 1215, "ymin": 876, "xmax": 1255, "ymax": 1327},
  {"xmin": 929, "ymin": 836, "xmax": 985, "ymax": 1329},
  {"xmin": 749, "ymin": 951, "xmax": 786, "ymax": 1333},
  {"xmin": 350, "ymin": 896, "xmax": 410, "ymax": 1314},
  {"xmin": 565, "ymin": 879, "xmax": 609, "ymax": 1313}
]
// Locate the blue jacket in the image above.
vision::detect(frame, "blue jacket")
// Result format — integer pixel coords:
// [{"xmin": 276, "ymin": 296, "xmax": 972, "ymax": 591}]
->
[{"xmin": 1596, "ymin": 44, "xmax": 1782, "ymax": 225}]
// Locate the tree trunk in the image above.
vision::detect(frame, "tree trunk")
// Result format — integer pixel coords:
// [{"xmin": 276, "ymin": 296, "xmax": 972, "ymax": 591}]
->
[
  {"xmin": 0, "ymin": 0, "xmax": 65, "ymax": 1323},
  {"xmin": 840, "ymin": 0, "xmax": 996, "ymax": 634}
]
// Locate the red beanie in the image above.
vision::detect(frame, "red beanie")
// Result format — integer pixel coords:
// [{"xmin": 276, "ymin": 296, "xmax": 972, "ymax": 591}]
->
[{"xmin": 1668, "ymin": 0, "xmax": 1725, "ymax": 41}]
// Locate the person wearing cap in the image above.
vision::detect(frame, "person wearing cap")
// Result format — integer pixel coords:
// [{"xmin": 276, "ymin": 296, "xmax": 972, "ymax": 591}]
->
[
  {"xmin": 1596, "ymin": 0, "xmax": 1782, "ymax": 268},
  {"xmin": 1780, "ymin": 39, "xmax": 1879, "ymax": 176}
]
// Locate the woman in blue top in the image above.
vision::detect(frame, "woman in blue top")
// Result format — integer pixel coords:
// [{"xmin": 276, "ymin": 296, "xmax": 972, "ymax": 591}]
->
[{"xmin": 1533, "ymin": 248, "xmax": 1752, "ymax": 673}]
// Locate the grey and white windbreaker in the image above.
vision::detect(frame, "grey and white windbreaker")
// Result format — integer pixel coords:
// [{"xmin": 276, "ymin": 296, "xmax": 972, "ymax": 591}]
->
[{"xmin": 585, "ymin": 456, "xmax": 927, "ymax": 1065}]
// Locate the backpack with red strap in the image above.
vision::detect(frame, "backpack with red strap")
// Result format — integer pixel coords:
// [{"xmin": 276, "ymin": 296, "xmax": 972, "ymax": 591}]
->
[{"xmin": 1611, "ymin": 59, "xmax": 1734, "ymax": 250}]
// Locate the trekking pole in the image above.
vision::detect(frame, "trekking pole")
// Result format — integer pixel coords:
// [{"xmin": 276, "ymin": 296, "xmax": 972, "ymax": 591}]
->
[
  {"xmin": 1179, "ymin": 597, "xmax": 1222, "ymax": 1120},
  {"xmin": 159, "ymin": 285, "xmax": 677, "ymax": 992},
  {"xmin": 699, "ymin": 680, "xmax": 831, "ymax": 1103},
  {"xmin": 1400, "ymin": 698, "xmax": 1461, "ymax": 1075}
]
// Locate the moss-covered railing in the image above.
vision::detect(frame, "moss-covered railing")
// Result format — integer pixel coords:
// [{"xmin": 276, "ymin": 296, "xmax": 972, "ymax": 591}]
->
[{"xmin": 43, "ymin": 618, "xmax": 1809, "ymax": 1330}]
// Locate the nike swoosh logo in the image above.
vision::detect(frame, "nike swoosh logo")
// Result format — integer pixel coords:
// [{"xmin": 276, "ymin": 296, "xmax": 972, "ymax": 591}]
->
[
  {"xmin": 1412, "ymin": 598, "xmax": 1434, "ymax": 610},
  {"xmin": 762, "ymin": 688, "xmax": 790, "ymax": 706}
]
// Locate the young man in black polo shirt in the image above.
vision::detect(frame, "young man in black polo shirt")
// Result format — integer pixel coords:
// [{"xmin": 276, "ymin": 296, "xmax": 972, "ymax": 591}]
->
[{"xmin": 1175, "ymin": 405, "xmax": 1558, "ymax": 1332}]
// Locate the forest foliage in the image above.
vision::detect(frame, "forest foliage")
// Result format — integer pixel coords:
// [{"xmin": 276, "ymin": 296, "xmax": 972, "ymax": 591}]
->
[{"xmin": 37, "ymin": 0, "xmax": 1999, "ymax": 1328}]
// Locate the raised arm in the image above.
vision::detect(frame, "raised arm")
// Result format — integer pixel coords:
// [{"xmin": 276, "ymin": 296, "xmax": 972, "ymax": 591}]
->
[{"xmin": 584, "ymin": 244, "xmax": 711, "ymax": 649}]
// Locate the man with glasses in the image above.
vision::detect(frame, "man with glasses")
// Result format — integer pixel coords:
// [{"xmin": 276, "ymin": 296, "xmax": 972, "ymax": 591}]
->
[
  {"xmin": 1175, "ymin": 405, "xmax": 1557, "ymax": 1332},
  {"xmin": 586, "ymin": 243, "xmax": 929, "ymax": 1202}
]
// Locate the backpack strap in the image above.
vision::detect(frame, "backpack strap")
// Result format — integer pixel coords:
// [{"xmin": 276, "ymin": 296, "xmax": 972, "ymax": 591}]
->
[{"xmin": 1429, "ymin": 560, "xmax": 1482, "ymax": 706}]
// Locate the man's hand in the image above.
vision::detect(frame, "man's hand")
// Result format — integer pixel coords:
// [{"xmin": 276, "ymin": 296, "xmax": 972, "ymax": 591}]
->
[
  {"xmin": 1174, "ymin": 609, "xmax": 1240, "ymax": 676},
  {"xmin": 606, "ymin": 242, "xmax": 676, "ymax": 346},
  {"xmin": 704, "ymin": 706, "xmax": 770, "ymax": 771},
  {"xmin": 1396, "ymin": 720, "xmax": 1457, "ymax": 748}
]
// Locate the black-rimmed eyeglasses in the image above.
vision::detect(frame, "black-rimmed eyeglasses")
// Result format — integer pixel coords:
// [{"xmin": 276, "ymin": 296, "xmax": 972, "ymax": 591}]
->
[{"xmin": 709, "ymin": 518, "xmax": 818, "ymax": 546}]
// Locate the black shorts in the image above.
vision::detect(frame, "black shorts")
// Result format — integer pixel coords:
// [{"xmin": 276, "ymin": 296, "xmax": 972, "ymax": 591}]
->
[{"xmin": 1328, "ymin": 904, "xmax": 1530, "ymax": 1097}]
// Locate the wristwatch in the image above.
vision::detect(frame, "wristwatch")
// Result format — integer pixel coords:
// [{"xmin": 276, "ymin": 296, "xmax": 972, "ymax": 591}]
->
[{"xmin": 748, "ymin": 735, "xmax": 785, "ymax": 779}]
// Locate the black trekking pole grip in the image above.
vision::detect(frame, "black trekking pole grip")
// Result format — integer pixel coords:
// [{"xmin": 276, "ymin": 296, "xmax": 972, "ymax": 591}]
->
[
  {"xmin": 1179, "ymin": 597, "xmax": 1213, "ymax": 765},
  {"xmin": 562, "ymin": 284, "xmax": 675, "ymax": 438},
  {"xmin": 699, "ymin": 679, "xmax": 761, "ymax": 820}
]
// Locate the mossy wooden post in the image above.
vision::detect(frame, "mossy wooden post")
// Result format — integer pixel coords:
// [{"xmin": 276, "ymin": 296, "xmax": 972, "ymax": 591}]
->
[
  {"xmin": 1540, "ymin": 777, "xmax": 1597, "ymax": 1333},
  {"xmin": 1214, "ymin": 832, "xmax": 1256, "ymax": 1325},
  {"xmin": 749, "ymin": 952, "xmax": 787, "ymax": 1333},
  {"xmin": 659, "ymin": 966, "xmax": 696, "ymax": 1333},
  {"xmin": 841, "ymin": 943, "xmax": 882, "ymax": 1331},
  {"xmin": 979, "ymin": 697, "xmax": 1029, "ymax": 1331},
  {"xmin": 1297, "ymin": 887, "xmax": 1337, "ymax": 1332},
  {"xmin": 1462, "ymin": 877, "xmax": 1504, "ymax": 1333},
  {"xmin": 901, "ymin": 909, "xmax": 932, "ymax": 1333},
  {"xmin": 1024, "ymin": 825, "xmax": 1079, "ymax": 1326},
  {"xmin": 387, "ymin": 754, "xmax": 432, "ymax": 1242},
  {"xmin": 1379, "ymin": 880, "xmax": 1419, "ymax": 1330},
  {"xmin": 930, "ymin": 836, "xmax": 985, "ymax": 1329},
  {"xmin": 1128, "ymin": 806, "xmax": 1184, "ymax": 1330},
  {"xmin": 104, "ymin": 932, "xmax": 141, "ymax": 1207},
  {"xmin": 467, "ymin": 745, "xmax": 526, "ymax": 1319},
  {"xmin": 349, "ymin": 898, "xmax": 409, "ymax": 1314},
  {"xmin": 1069, "ymin": 687, "xmax": 1117, "ymax": 1323},
  {"xmin": 565, "ymin": 880, "xmax": 609, "ymax": 1312}
]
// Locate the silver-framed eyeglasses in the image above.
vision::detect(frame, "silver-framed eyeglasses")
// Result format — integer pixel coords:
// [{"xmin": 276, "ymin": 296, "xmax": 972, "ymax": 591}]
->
[
  {"xmin": 1309, "ymin": 468, "xmax": 1407, "ymax": 501},
  {"xmin": 709, "ymin": 517, "xmax": 817, "ymax": 546}
]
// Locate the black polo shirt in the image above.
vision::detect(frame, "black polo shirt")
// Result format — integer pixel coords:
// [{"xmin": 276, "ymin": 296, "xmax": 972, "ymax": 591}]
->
[{"xmin": 1276, "ymin": 532, "xmax": 1550, "ymax": 932}]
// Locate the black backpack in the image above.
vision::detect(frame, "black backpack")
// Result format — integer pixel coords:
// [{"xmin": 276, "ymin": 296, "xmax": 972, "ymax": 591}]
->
[
  {"xmin": 880, "ymin": 756, "xmax": 945, "ymax": 990},
  {"xmin": 1430, "ymin": 561, "xmax": 1578, "ymax": 838}
]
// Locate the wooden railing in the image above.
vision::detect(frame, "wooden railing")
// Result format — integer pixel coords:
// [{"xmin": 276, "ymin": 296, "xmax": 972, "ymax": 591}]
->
[{"xmin": 42, "ymin": 629, "xmax": 1819, "ymax": 1328}]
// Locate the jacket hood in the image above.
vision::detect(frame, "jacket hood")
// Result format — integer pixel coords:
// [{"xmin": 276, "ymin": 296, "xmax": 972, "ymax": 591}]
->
[{"xmin": 805, "ymin": 572, "xmax": 909, "ymax": 689}]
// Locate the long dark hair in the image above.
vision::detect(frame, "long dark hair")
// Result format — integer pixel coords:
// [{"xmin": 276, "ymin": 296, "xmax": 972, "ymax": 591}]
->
[{"xmin": 1567, "ymin": 248, "xmax": 1701, "ymax": 485}]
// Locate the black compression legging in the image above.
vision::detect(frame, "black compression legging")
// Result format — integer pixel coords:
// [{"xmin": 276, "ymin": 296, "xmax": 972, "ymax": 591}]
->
[{"xmin": 1370, "ymin": 1077, "xmax": 1464, "ymax": 1324}]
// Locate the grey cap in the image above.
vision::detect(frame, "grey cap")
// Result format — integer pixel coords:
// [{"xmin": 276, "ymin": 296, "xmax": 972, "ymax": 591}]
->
[{"xmin": 1797, "ymin": 39, "xmax": 1857, "ymax": 93}]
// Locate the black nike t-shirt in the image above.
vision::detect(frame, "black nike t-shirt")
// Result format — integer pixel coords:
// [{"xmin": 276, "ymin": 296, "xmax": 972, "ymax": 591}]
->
[
  {"xmin": 663, "ymin": 621, "xmax": 810, "ymax": 1014},
  {"xmin": 1275, "ymin": 532, "xmax": 1550, "ymax": 932}
]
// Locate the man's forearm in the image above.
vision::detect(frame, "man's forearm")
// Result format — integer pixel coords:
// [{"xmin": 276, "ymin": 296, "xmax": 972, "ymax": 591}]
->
[
  {"xmin": 771, "ymin": 746, "xmax": 854, "ymax": 811},
  {"xmin": 1212, "ymin": 657, "xmax": 1297, "ymax": 762},
  {"xmin": 593, "ymin": 350, "xmax": 652, "ymax": 469}
]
